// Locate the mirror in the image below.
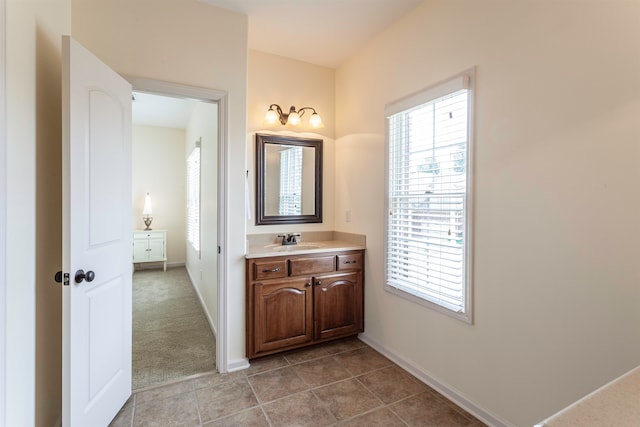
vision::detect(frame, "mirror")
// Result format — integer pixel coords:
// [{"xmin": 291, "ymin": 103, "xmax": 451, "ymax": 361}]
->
[{"xmin": 256, "ymin": 133, "xmax": 322, "ymax": 225}]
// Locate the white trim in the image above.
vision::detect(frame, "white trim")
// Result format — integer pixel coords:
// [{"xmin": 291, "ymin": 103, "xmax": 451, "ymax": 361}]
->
[
  {"xmin": 358, "ymin": 333, "xmax": 513, "ymax": 427},
  {"xmin": 0, "ymin": 0, "xmax": 6, "ymax": 422},
  {"xmin": 124, "ymin": 76, "xmax": 229, "ymax": 373},
  {"xmin": 384, "ymin": 67, "xmax": 475, "ymax": 324},
  {"xmin": 216, "ymin": 94, "xmax": 228, "ymax": 373},
  {"xmin": 384, "ymin": 70, "xmax": 471, "ymax": 117},
  {"xmin": 185, "ymin": 263, "xmax": 217, "ymax": 338},
  {"xmin": 226, "ymin": 357, "xmax": 250, "ymax": 373}
]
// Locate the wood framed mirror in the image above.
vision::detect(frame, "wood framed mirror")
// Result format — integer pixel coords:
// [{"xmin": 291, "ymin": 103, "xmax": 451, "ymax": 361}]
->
[{"xmin": 255, "ymin": 133, "xmax": 322, "ymax": 225}]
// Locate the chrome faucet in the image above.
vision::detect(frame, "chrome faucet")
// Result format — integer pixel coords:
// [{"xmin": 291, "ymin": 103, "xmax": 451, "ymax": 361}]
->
[{"xmin": 277, "ymin": 233, "xmax": 300, "ymax": 246}]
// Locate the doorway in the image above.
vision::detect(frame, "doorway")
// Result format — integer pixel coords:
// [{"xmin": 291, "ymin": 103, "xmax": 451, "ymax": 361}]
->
[{"xmin": 127, "ymin": 78, "xmax": 227, "ymax": 389}]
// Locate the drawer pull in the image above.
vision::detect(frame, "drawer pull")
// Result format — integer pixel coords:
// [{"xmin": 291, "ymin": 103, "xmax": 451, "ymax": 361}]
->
[
  {"xmin": 262, "ymin": 267, "xmax": 281, "ymax": 273},
  {"xmin": 343, "ymin": 260, "xmax": 357, "ymax": 264}
]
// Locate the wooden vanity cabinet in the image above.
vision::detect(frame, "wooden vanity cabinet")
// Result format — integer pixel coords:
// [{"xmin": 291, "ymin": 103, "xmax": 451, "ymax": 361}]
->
[{"xmin": 246, "ymin": 250, "xmax": 364, "ymax": 359}]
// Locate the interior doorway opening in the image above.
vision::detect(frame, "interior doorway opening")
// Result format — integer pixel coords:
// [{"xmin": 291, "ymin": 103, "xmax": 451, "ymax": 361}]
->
[{"xmin": 127, "ymin": 78, "xmax": 227, "ymax": 389}]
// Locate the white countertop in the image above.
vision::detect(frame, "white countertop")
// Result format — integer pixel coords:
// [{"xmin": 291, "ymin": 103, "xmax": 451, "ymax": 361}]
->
[
  {"xmin": 245, "ymin": 240, "xmax": 365, "ymax": 259},
  {"xmin": 245, "ymin": 231, "xmax": 366, "ymax": 259}
]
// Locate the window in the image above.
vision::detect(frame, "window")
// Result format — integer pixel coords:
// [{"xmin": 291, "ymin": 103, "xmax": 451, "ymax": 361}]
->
[
  {"xmin": 278, "ymin": 146, "xmax": 303, "ymax": 215},
  {"xmin": 187, "ymin": 142, "xmax": 201, "ymax": 253},
  {"xmin": 385, "ymin": 70, "xmax": 474, "ymax": 322}
]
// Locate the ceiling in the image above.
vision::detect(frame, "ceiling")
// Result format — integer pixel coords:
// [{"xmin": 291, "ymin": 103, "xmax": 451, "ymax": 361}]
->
[
  {"xmin": 132, "ymin": 91, "xmax": 200, "ymax": 128},
  {"xmin": 199, "ymin": 0, "xmax": 423, "ymax": 68},
  {"xmin": 134, "ymin": 1, "xmax": 424, "ymax": 126}
]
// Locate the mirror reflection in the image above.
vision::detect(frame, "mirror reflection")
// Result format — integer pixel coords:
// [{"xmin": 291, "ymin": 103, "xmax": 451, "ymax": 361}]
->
[{"xmin": 256, "ymin": 134, "xmax": 322, "ymax": 225}]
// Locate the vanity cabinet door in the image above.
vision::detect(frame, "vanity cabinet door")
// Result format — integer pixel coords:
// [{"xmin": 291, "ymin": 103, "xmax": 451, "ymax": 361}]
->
[
  {"xmin": 314, "ymin": 272, "xmax": 363, "ymax": 341},
  {"xmin": 254, "ymin": 278, "xmax": 314, "ymax": 354}
]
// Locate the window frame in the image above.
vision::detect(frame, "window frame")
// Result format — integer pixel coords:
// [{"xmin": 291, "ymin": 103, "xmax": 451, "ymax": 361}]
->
[{"xmin": 384, "ymin": 68, "xmax": 475, "ymax": 324}]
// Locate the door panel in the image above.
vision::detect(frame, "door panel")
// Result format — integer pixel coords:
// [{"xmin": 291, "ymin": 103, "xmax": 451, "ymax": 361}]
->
[
  {"xmin": 62, "ymin": 35, "xmax": 132, "ymax": 427},
  {"xmin": 314, "ymin": 272, "xmax": 363, "ymax": 341},
  {"xmin": 255, "ymin": 278, "xmax": 313, "ymax": 353}
]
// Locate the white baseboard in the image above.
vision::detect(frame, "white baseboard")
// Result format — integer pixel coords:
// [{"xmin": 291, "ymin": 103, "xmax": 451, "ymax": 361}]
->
[
  {"xmin": 227, "ymin": 357, "xmax": 250, "ymax": 373},
  {"xmin": 184, "ymin": 264, "xmax": 217, "ymax": 339},
  {"xmin": 358, "ymin": 333, "xmax": 512, "ymax": 427}
]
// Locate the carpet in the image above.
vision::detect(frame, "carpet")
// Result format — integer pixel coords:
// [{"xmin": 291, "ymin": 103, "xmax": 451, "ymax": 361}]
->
[{"xmin": 132, "ymin": 267, "xmax": 216, "ymax": 390}]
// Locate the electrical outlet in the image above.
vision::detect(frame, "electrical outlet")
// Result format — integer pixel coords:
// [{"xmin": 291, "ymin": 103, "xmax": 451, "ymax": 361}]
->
[{"xmin": 345, "ymin": 210, "xmax": 351, "ymax": 222}]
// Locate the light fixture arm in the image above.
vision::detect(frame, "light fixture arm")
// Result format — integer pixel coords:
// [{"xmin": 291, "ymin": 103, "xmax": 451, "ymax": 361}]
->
[{"xmin": 296, "ymin": 107, "xmax": 317, "ymax": 118}]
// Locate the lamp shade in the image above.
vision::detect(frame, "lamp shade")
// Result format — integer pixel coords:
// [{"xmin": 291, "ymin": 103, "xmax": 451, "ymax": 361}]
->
[
  {"xmin": 264, "ymin": 108, "xmax": 278, "ymax": 124},
  {"xmin": 287, "ymin": 111, "xmax": 301, "ymax": 126},
  {"xmin": 142, "ymin": 193, "xmax": 153, "ymax": 216},
  {"xmin": 309, "ymin": 112, "xmax": 323, "ymax": 128}
]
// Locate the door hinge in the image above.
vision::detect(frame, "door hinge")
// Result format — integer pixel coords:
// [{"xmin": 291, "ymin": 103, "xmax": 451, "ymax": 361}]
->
[
  {"xmin": 218, "ymin": 246, "xmax": 221, "ymax": 254},
  {"xmin": 54, "ymin": 271, "xmax": 70, "ymax": 286}
]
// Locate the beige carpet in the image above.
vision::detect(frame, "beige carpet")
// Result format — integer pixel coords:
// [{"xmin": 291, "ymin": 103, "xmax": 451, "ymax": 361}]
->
[{"xmin": 132, "ymin": 266, "xmax": 216, "ymax": 390}]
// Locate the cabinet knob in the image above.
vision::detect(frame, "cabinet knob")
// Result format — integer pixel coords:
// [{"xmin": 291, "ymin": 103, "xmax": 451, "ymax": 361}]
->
[
  {"xmin": 305, "ymin": 282, "xmax": 311, "ymax": 287},
  {"xmin": 315, "ymin": 280, "xmax": 322, "ymax": 286}
]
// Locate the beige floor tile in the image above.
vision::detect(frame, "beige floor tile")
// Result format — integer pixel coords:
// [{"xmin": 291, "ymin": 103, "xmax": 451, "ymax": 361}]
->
[
  {"xmin": 192, "ymin": 370, "xmax": 246, "ymax": 390},
  {"xmin": 263, "ymin": 391, "xmax": 336, "ymax": 427},
  {"xmin": 133, "ymin": 391, "xmax": 200, "ymax": 427},
  {"xmin": 135, "ymin": 379, "xmax": 195, "ymax": 404},
  {"xmin": 284, "ymin": 345, "xmax": 331, "ymax": 364},
  {"xmin": 293, "ymin": 356, "xmax": 352, "ymax": 387},
  {"xmin": 332, "ymin": 347, "xmax": 392, "ymax": 376},
  {"xmin": 313, "ymin": 378, "xmax": 383, "ymax": 420},
  {"xmin": 245, "ymin": 355, "xmax": 290, "ymax": 376},
  {"xmin": 248, "ymin": 365, "xmax": 309, "ymax": 402},
  {"xmin": 358, "ymin": 365, "xmax": 428, "ymax": 404},
  {"xmin": 337, "ymin": 407, "xmax": 406, "ymax": 426},
  {"xmin": 322, "ymin": 338, "xmax": 367, "ymax": 355},
  {"xmin": 390, "ymin": 391, "xmax": 481, "ymax": 426},
  {"xmin": 196, "ymin": 378, "xmax": 260, "ymax": 423},
  {"xmin": 203, "ymin": 407, "xmax": 270, "ymax": 427}
]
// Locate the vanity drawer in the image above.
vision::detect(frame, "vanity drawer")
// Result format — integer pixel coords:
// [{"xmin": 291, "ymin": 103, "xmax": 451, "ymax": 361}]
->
[
  {"xmin": 289, "ymin": 256, "xmax": 335, "ymax": 276},
  {"xmin": 337, "ymin": 253, "xmax": 363, "ymax": 271},
  {"xmin": 253, "ymin": 260, "xmax": 287, "ymax": 280}
]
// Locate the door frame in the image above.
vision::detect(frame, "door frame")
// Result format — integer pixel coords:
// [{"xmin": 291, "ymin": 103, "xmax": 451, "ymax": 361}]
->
[
  {"xmin": 0, "ymin": 0, "xmax": 7, "ymax": 420},
  {"xmin": 125, "ymin": 77, "xmax": 229, "ymax": 372}
]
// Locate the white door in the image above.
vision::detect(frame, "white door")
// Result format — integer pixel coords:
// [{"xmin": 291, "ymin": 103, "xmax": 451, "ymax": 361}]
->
[{"xmin": 62, "ymin": 35, "xmax": 132, "ymax": 427}]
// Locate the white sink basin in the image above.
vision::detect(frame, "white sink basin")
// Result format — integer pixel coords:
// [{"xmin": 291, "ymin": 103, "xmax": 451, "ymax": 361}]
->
[{"xmin": 267, "ymin": 244, "xmax": 322, "ymax": 252}]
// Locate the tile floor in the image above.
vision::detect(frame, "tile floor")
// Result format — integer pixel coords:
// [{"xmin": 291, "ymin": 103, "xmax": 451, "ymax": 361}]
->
[{"xmin": 110, "ymin": 338, "xmax": 485, "ymax": 427}]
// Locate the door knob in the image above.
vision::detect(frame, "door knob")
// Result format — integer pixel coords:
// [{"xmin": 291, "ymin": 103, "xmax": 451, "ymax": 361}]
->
[{"xmin": 75, "ymin": 269, "xmax": 95, "ymax": 284}]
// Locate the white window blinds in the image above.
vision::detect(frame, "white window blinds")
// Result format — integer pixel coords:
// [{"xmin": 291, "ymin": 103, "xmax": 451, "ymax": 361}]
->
[
  {"xmin": 187, "ymin": 145, "xmax": 201, "ymax": 253},
  {"xmin": 385, "ymin": 71, "xmax": 473, "ymax": 321},
  {"xmin": 278, "ymin": 146, "xmax": 303, "ymax": 215}
]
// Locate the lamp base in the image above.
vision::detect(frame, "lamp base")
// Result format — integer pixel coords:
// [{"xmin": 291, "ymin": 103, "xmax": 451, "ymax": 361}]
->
[{"xmin": 143, "ymin": 217, "xmax": 153, "ymax": 231}]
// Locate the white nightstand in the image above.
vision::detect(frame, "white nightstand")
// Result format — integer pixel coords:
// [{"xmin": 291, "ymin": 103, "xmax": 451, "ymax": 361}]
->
[{"xmin": 133, "ymin": 230, "xmax": 167, "ymax": 271}]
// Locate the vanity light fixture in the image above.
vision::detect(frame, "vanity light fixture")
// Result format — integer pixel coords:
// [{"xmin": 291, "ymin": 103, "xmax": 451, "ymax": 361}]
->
[
  {"xmin": 264, "ymin": 104, "xmax": 324, "ymax": 128},
  {"xmin": 142, "ymin": 192, "xmax": 153, "ymax": 230}
]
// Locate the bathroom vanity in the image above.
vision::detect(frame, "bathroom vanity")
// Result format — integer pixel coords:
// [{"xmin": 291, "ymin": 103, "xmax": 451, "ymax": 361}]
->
[{"xmin": 245, "ymin": 234, "xmax": 365, "ymax": 359}]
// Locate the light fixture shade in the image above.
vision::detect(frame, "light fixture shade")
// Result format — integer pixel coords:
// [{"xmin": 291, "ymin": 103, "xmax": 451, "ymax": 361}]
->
[
  {"xmin": 264, "ymin": 108, "xmax": 278, "ymax": 124},
  {"xmin": 309, "ymin": 112, "xmax": 324, "ymax": 128},
  {"xmin": 288, "ymin": 111, "xmax": 301, "ymax": 126},
  {"xmin": 142, "ymin": 193, "xmax": 153, "ymax": 216}
]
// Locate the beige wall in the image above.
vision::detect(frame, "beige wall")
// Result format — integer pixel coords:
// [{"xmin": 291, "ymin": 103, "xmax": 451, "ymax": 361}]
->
[
  {"xmin": 6, "ymin": 0, "xmax": 70, "ymax": 424},
  {"xmin": 72, "ymin": 0, "xmax": 248, "ymax": 368},
  {"xmin": 132, "ymin": 125, "xmax": 187, "ymax": 266},
  {"xmin": 247, "ymin": 50, "xmax": 335, "ymax": 235},
  {"xmin": 335, "ymin": 0, "xmax": 640, "ymax": 425},
  {"xmin": 185, "ymin": 102, "xmax": 219, "ymax": 334}
]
